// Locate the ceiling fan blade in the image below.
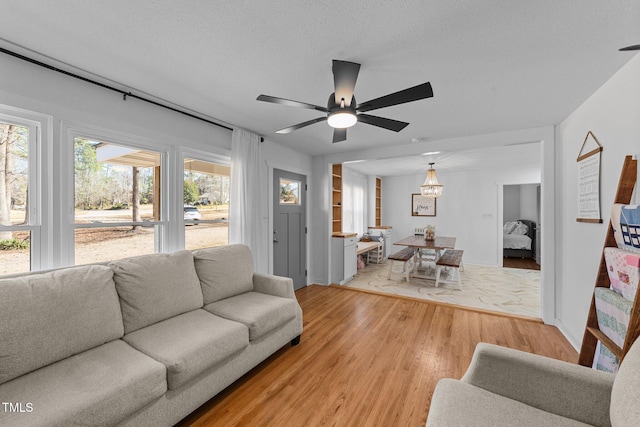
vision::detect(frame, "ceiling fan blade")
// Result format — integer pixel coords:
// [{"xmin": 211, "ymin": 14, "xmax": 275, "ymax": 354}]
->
[
  {"xmin": 332, "ymin": 128, "xmax": 347, "ymax": 143},
  {"xmin": 356, "ymin": 82, "xmax": 433, "ymax": 113},
  {"xmin": 333, "ymin": 60, "xmax": 361, "ymax": 106},
  {"xmin": 619, "ymin": 44, "xmax": 640, "ymax": 51},
  {"xmin": 275, "ymin": 117, "xmax": 327, "ymax": 134},
  {"xmin": 357, "ymin": 114, "xmax": 409, "ymax": 132},
  {"xmin": 257, "ymin": 95, "xmax": 328, "ymax": 113}
]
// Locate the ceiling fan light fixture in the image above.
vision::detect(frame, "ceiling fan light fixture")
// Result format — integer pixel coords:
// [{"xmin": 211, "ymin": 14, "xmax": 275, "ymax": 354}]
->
[
  {"xmin": 328, "ymin": 111, "xmax": 357, "ymax": 128},
  {"xmin": 420, "ymin": 162, "xmax": 443, "ymax": 198},
  {"xmin": 256, "ymin": 60, "xmax": 434, "ymax": 141}
]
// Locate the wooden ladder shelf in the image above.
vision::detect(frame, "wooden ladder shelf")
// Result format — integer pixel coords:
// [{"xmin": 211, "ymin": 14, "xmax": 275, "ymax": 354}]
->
[{"xmin": 578, "ymin": 155, "xmax": 638, "ymax": 367}]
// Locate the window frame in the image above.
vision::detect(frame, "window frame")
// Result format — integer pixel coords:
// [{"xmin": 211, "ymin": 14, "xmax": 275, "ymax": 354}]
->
[
  {"xmin": 279, "ymin": 177, "xmax": 302, "ymax": 206},
  {"xmin": 62, "ymin": 121, "xmax": 171, "ymax": 266},
  {"xmin": 0, "ymin": 106, "xmax": 51, "ymax": 273},
  {"xmin": 0, "ymin": 105, "xmax": 231, "ymax": 277},
  {"xmin": 180, "ymin": 148, "xmax": 231, "ymax": 249}
]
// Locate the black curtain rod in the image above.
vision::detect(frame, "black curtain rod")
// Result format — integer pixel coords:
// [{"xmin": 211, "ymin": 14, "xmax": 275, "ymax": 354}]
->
[{"xmin": 0, "ymin": 46, "xmax": 235, "ymax": 133}]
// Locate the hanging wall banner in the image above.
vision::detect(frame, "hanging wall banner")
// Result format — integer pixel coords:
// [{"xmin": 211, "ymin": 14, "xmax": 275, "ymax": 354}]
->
[{"xmin": 576, "ymin": 131, "xmax": 603, "ymax": 223}]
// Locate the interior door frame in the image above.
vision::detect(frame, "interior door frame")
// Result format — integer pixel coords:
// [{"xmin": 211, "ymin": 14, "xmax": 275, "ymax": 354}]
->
[
  {"xmin": 497, "ymin": 180, "xmax": 544, "ymax": 323},
  {"xmin": 266, "ymin": 161, "xmax": 309, "ymax": 284},
  {"xmin": 497, "ymin": 181, "xmax": 541, "ymax": 268}
]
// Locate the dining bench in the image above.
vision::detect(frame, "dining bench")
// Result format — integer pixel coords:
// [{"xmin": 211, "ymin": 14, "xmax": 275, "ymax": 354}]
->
[
  {"xmin": 387, "ymin": 247, "xmax": 417, "ymax": 282},
  {"xmin": 357, "ymin": 240, "xmax": 383, "ymax": 264},
  {"xmin": 435, "ymin": 249, "xmax": 464, "ymax": 290}
]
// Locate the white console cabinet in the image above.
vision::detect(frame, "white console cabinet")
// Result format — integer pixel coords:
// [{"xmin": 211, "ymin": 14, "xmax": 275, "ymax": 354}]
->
[{"xmin": 331, "ymin": 234, "xmax": 357, "ymax": 285}]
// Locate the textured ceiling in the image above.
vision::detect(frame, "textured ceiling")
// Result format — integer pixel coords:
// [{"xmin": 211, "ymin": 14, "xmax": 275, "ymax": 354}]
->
[{"xmin": 1, "ymin": 1, "xmax": 639, "ymax": 161}]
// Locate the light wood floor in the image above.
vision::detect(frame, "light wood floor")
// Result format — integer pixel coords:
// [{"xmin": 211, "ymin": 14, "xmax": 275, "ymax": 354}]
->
[{"xmin": 177, "ymin": 285, "xmax": 577, "ymax": 427}]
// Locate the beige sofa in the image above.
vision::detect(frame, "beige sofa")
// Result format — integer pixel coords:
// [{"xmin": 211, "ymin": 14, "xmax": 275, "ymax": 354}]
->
[
  {"xmin": 0, "ymin": 244, "xmax": 303, "ymax": 427},
  {"xmin": 426, "ymin": 338, "xmax": 640, "ymax": 426}
]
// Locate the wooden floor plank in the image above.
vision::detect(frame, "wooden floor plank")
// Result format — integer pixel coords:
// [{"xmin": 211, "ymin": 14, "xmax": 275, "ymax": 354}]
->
[
  {"xmin": 177, "ymin": 285, "xmax": 577, "ymax": 427},
  {"xmin": 503, "ymin": 257, "xmax": 540, "ymax": 270}
]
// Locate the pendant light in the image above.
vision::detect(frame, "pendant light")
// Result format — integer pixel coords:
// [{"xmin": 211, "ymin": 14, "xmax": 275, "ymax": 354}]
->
[{"xmin": 420, "ymin": 162, "xmax": 443, "ymax": 198}]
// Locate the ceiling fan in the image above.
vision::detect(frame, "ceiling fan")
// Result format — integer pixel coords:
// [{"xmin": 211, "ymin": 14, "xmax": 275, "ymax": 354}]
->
[{"xmin": 257, "ymin": 60, "xmax": 434, "ymax": 143}]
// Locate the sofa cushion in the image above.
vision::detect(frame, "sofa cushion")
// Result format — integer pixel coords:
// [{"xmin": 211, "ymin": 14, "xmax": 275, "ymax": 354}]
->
[
  {"xmin": 426, "ymin": 379, "xmax": 591, "ymax": 427},
  {"xmin": 204, "ymin": 291, "xmax": 298, "ymax": 340},
  {"xmin": 0, "ymin": 340, "xmax": 166, "ymax": 427},
  {"xmin": 110, "ymin": 250, "xmax": 204, "ymax": 333},
  {"xmin": 123, "ymin": 309, "xmax": 249, "ymax": 390},
  {"xmin": 193, "ymin": 244, "xmax": 255, "ymax": 304},
  {"xmin": 0, "ymin": 265, "xmax": 124, "ymax": 385}
]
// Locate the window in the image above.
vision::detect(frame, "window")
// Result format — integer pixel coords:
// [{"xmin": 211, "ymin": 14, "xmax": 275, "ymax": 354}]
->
[
  {"xmin": 0, "ymin": 117, "xmax": 39, "ymax": 276},
  {"xmin": 73, "ymin": 138, "xmax": 163, "ymax": 264},
  {"xmin": 0, "ymin": 105, "xmax": 230, "ymax": 276},
  {"xmin": 279, "ymin": 178, "xmax": 301, "ymax": 205},
  {"xmin": 183, "ymin": 157, "xmax": 229, "ymax": 250},
  {"xmin": 342, "ymin": 169, "xmax": 367, "ymax": 235}
]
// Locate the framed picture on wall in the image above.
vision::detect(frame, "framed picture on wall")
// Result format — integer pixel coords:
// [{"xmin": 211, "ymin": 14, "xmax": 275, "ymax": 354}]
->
[{"xmin": 411, "ymin": 193, "xmax": 436, "ymax": 216}]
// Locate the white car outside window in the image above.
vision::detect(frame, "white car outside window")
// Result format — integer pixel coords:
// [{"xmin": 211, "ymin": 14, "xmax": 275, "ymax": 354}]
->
[{"xmin": 183, "ymin": 206, "xmax": 202, "ymax": 221}]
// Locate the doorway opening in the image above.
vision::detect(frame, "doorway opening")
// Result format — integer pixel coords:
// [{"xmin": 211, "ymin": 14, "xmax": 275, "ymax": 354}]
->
[{"xmin": 501, "ymin": 183, "xmax": 541, "ymax": 271}]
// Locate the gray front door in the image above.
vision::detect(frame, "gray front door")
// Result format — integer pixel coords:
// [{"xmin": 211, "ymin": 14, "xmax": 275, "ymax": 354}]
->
[{"xmin": 273, "ymin": 169, "xmax": 306, "ymax": 290}]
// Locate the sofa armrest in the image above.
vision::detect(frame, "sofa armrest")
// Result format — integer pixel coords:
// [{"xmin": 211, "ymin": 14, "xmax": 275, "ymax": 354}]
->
[
  {"xmin": 461, "ymin": 343, "xmax": 614, "ymax": 427},
  {"xmin": 253, "ymin": 273, "xmax": 296, "ymax": 300}
]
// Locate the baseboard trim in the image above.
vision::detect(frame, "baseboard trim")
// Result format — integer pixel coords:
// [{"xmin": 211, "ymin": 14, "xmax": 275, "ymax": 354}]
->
[{"xmin": 554, "ymin": 319, "xmax": 582, "ymax": 352}]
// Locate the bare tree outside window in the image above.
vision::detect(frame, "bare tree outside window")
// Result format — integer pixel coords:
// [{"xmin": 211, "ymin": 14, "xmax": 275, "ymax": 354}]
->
[
  {"xmin": 0, "ymin": 122, "xmax": 29, "ymax": 241},
  {"xmin": 73, "ymin": 138, "xmax": 160, "ymax": 264},
  {"xmin": 0, "ymin": 121, "xmax": 31, "ymax": 274}
]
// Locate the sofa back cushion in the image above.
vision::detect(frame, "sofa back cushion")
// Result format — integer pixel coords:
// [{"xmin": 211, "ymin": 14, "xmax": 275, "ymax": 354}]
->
[
  {"xmin": 610, "ymin": 337, "xmax": 640, "ymax": 426},
  {"xmin": 193, "ymin": 244, "xmax": 254, "ymax": 304},
  {"xmin": 0, "ymin": 265, "xmax": 123, "ymax": 385},
  {"xmin": 110, "ymin": 250, "xmax": 203, "ymax": 334}
]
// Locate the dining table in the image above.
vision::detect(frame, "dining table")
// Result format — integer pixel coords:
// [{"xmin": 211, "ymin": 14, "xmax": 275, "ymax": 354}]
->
[
  {"xmin": 394, "ymin": 235, "xmax": 456, "ymax": 251},
  {"xmin": 393, "ymin": 235, "xmax": 456, "ymax": 279}
]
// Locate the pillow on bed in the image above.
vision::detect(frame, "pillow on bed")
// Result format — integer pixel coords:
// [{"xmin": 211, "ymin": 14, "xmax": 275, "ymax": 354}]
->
[
  {"xmin": 511, "ymin": 222, "xmax": 529, "ymax": 235},
  {"xmin": 503, "ymin": 221, "xmax": 518, "ymax": 234}
]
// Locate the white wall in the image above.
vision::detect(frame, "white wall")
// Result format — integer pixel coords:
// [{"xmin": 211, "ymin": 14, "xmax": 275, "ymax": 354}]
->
[
  {"xmin": 383, "ymin": 166, "xmax": 540, "ymax": 265},
  {"xmin": 0, "ymin": 53, "xmax": 230, "ymax": 154},
  {"xmin": 556, "ymin": 53, "xmax": 640, "ymax": 348},
  {"xmin": 308, "ymin": 155, "xmax": 330, "ymax": 285},
  {"xmin": 520, "ymin": 184, "xmax": 539, "ymax": 223},
  {"xmin": 504, "ymin": 184, "xmax": 539, "ymax": 223},
  {"xmin": 504, "ymin": 186, "xmax": 521, "ymax": 222}
]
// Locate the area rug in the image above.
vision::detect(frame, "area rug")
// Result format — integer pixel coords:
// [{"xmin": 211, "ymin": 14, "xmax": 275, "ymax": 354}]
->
[{"xmin": 345, "ymin": 261, "xmax": 540, "ymax": 318}]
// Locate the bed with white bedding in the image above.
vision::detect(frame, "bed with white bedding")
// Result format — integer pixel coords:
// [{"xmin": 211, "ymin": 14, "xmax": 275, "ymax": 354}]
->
[{"xmin": 503, "ymin": 219, "xmax": 535, "ymax": 259}]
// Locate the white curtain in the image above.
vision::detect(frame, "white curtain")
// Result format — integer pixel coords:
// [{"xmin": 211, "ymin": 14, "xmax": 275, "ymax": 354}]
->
[
  {"xmin": 353, "ymin": 183, "xmax": 365, "ymax": 233},
  {"xmin": 342, "ymin": 168, "xmax": 367, "ymax": 235},
  {"xmin": 229, "ymin": 128, "xmax": 262, "ymax": 270}
]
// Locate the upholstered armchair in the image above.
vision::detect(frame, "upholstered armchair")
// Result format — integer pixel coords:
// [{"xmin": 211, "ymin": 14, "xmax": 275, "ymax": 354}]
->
[{"xmin": 426, "ymin": 338, "xmax": 640, "ymax": 426}]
